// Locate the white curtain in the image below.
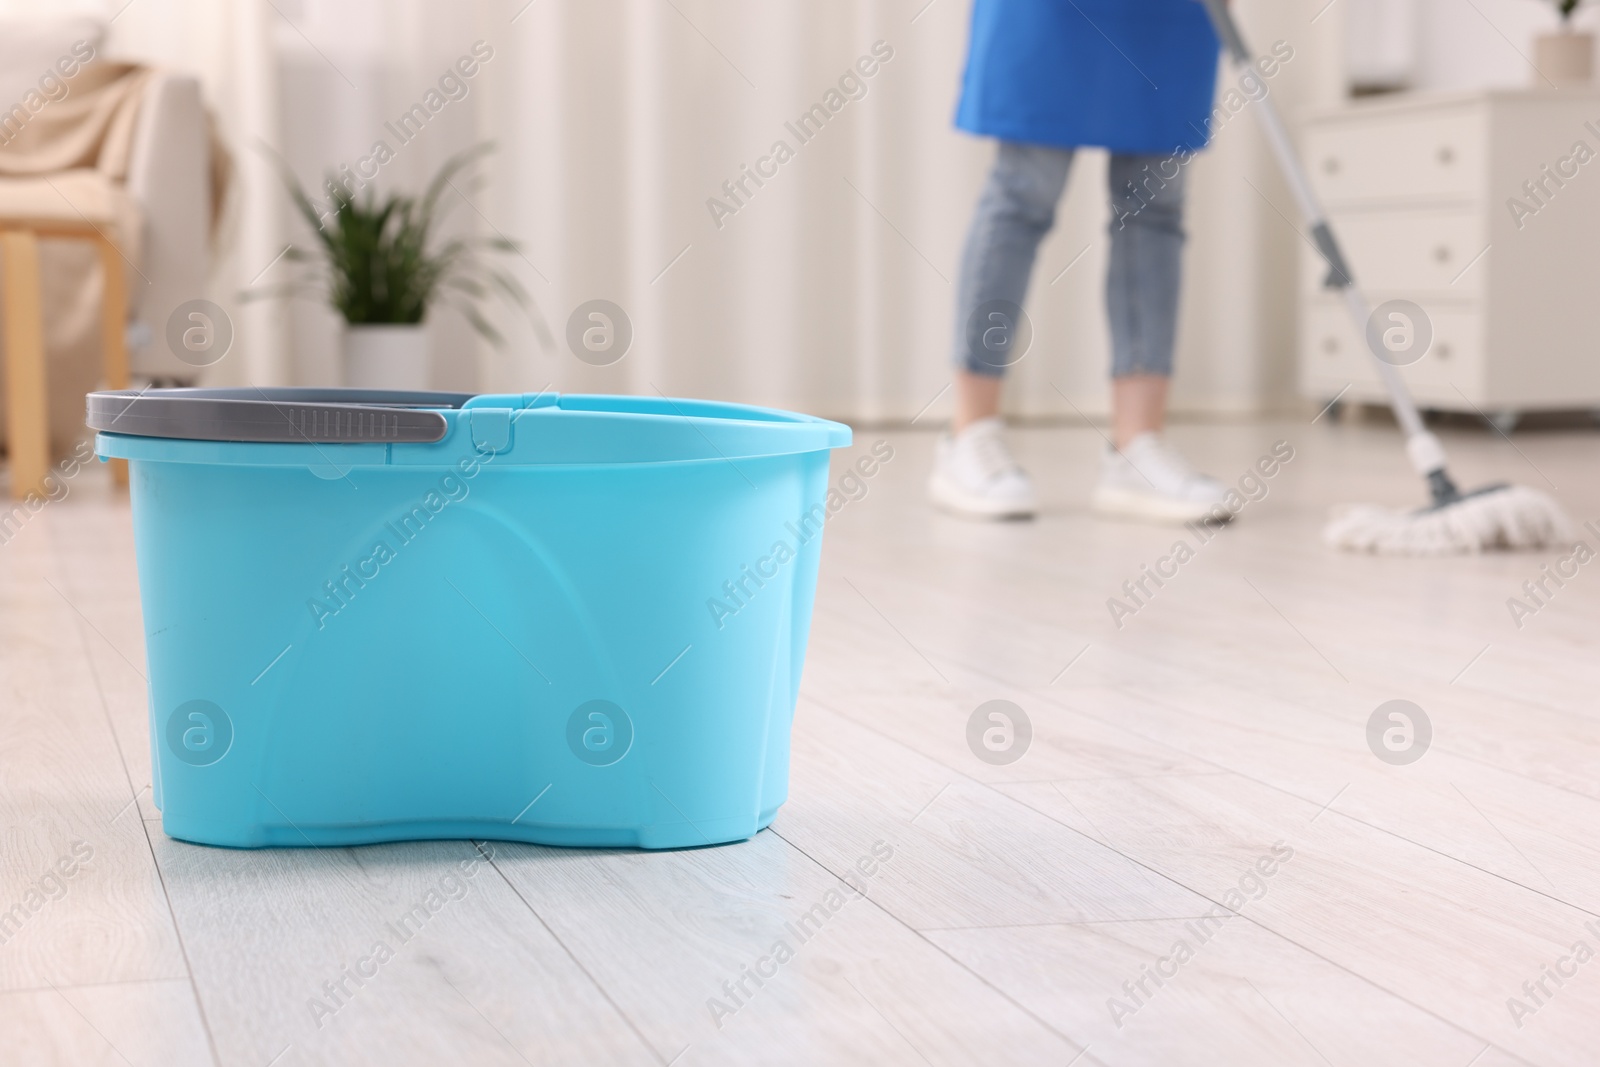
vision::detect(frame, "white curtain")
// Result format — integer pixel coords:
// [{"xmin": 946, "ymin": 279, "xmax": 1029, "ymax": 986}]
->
[
  {"xmin": 482, "ymin": 0, "xmax": 1344, "ymax": 422},
  {"xmin": 102, "ymin": 0, "xmax": 496, "ymax": 391},
  {"xmin": 83, "ymin": 0, "xmax": 1349, "ymax": 422}
]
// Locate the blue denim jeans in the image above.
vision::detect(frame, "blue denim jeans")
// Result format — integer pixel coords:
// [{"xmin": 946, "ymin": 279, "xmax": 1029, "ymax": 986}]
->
[{"xmin": 953, "ymin": 142, "xmax": 1188, "ymax": 378}]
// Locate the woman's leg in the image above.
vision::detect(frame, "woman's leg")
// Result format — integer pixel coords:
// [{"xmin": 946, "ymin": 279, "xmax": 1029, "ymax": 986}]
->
[
  {"xmin": 931, "ymin": 141, "xmax": 1075, "ymax": 518},
  {"xmin": 1104, "ymin": 153, "xmax": 1187, "ymax": 448},
  {"xmin": 1091, "ymin": 153, "xmax": 1228, "ymax": 523},
  {"xmin": 1111, "ymin": 376, "xmax": 1170, "ymax": 451},
  {"xmin": 951, "ymin": 142, "xmax": 1075, "ymax": 432}
]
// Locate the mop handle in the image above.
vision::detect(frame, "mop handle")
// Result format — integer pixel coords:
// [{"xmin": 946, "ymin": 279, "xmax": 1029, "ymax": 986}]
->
[{"xmin": 1197, "ymin": 0, "xmax": 1455, "ymax": 490}]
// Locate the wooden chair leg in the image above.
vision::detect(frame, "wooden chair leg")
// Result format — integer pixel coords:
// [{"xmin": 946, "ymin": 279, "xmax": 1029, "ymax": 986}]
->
[
  {"xmin": 2, "ymin": 229, "xmax": 50, "ymax": 500},
  {"xmin": 97, "ymin": 237, "xmax": 130, "ymax": 488}
]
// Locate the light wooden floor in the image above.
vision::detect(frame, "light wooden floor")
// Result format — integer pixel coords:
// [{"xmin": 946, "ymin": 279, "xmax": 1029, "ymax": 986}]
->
[{"xmin": 3, "ymin": 414, "xmax": 1599, "ymax": 1066}]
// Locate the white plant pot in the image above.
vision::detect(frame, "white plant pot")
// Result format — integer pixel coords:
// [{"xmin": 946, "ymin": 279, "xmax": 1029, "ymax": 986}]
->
[
  {"xmin": 343, "ymin": 324, "xmax": 430, "ymax": 392},
  {"xmin": 1534, "ymin": 30, "xmax": 1595, "ymax": 88}
]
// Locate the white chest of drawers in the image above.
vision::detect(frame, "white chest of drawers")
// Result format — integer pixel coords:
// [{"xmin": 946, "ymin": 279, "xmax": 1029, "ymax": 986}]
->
[{"xmin": 1298, "ymin": 89, "xmax": 1600, "ymax": 420}]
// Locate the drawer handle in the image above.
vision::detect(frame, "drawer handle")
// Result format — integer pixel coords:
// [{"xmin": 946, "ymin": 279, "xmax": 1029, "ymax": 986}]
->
[
  {"xmin": 1323, "ymin": 157, "xmax": 1341, "ymax": 176},
  {"xmin": 1438, "ymin": 146, "xmax": 1456, "ymax": 166},
  {"xmin": 1433, "ymin": 246, "xmax": 1453, "ymax": 264},
  {"xmin": 1436, "ymin": 342, "xmax": 1453, "ymax": 360},
  {"xmin": 1322, "ymin": 336, "xmax": 1340, "ymax": 356}
]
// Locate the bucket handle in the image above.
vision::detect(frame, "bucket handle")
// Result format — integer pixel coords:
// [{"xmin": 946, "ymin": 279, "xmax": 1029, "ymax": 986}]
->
[{"xmin": 86, "ymin": 388, "xmax": 473, "ymax": 444}]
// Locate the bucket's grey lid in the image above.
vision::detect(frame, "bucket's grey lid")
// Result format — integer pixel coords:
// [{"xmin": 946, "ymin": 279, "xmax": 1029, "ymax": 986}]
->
[{"xmin": 87, "ymin": 388, "xmax": 471, "ymax": 443}]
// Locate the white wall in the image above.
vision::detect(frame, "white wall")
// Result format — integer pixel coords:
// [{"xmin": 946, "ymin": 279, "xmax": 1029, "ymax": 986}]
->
[
  {"xmin": 1414, "ymin": 0, "xmax": 1598, "ymax": 90},
  {"xmin": 1348, "ymin": 0, "xmax": 1600, "ymax": 92}
]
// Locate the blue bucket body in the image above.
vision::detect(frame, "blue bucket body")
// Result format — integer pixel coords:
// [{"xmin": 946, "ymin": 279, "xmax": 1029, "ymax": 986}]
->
[{"xmin": 97, "ymin": 393, "xmax": 851, "ymax": 849}]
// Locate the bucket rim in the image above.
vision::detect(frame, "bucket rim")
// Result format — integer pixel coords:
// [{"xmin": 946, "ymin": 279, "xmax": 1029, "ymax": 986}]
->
[{"xmin": 89, "ymin": 388, "xmax": 854, "ymax": 466}]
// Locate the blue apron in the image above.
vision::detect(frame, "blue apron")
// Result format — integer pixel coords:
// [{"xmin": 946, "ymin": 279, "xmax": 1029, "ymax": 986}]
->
[{"xmin": 956, "ymin": 0, "xmax": 1221, "ymax": 155}]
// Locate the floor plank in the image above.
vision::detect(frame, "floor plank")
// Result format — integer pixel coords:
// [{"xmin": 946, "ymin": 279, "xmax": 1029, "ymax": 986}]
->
[
  {"xmin": 926, "ymin": 918, "xmax": 1506, "ymax": 1067},
  {"xmin": 487, "ymin": 828, "xmax": 1072, "ymax": 1065},
  {"xmin": 148, "ymin": 833, "xmax": 657, "ymax": 1066},
  {"xmin": 0, "ymin": 979, "xmax": 212, "ymax": 1067},
  {"xmin": 0, "ymin": 512, "xmax": 189, "ymax": 994},
  {"xmin": 998, "ymin": 773, "xmax": 1599, "ymax": 1065}
]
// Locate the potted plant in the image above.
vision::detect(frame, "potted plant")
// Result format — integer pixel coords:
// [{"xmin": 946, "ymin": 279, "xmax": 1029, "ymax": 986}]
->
[
  {"xmin": 257, "ymin": 144, "xmax": 539, "ymax": 390},
  {"xmin": 1534, "ymin": 0, "xmax": 1594, "ymax": 87}
]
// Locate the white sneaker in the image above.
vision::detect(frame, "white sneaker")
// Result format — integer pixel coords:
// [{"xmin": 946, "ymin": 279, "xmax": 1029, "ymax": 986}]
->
[
  {"xmin": 1091, "ymin": 432, "xmax": 1231, "ymax": 525},
  {"xmin": 928, "ymin": 417, "xmax": 1038, "ymax": 519}
]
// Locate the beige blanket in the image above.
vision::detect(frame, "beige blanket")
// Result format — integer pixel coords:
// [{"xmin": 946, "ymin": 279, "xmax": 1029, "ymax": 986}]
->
[{"xmin": 0, "ymin": 61, "xmax": 221, "ymax": 458}]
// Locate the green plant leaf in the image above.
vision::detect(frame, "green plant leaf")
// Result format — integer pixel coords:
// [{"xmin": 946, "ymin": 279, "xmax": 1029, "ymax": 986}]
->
[{"xmin": 241, "ymin": 141, "xmax": 537, "ymax": 344}]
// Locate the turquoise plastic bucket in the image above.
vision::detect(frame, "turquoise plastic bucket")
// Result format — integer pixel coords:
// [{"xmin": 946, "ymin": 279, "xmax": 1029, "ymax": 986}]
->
[{"xmin": 91, "ymin": 389, "xmax": 851, "ymax": 849}]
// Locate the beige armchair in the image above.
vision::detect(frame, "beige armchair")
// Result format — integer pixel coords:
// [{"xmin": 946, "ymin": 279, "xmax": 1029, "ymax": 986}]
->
[{"xmin": 0, "ymin": 17, "xmax": 214, "ymax": 498}]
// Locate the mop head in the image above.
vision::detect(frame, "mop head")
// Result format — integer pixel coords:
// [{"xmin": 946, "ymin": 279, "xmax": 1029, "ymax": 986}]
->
[{"xmin": 1324, "ymin": 484, "xmax": 1577, "ymax": 555}]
